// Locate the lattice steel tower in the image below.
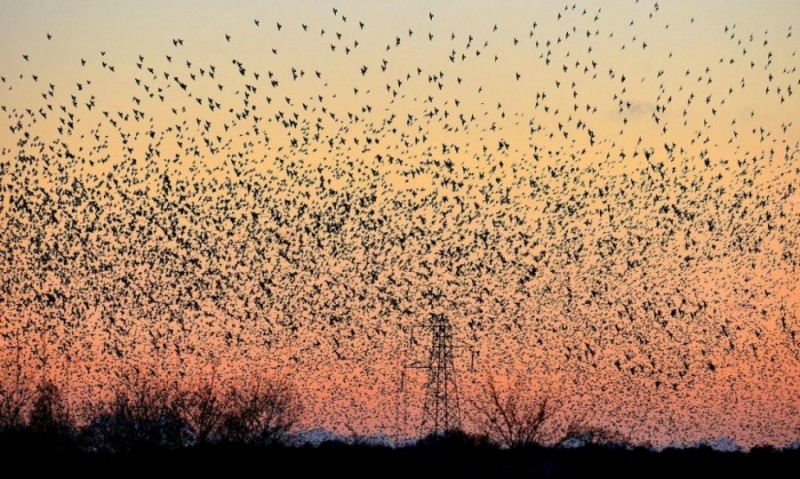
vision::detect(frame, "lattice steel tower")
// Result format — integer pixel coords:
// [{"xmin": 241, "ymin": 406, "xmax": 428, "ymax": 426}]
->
[{"xmin": 413, "ymin": 313, "xmax": 462, "ymax": 436}]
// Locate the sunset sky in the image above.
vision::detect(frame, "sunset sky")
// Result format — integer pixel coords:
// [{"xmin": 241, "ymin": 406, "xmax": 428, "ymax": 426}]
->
[{"xmin": 1, "ymin": 0, "xmax": 799, "ymax": 448}]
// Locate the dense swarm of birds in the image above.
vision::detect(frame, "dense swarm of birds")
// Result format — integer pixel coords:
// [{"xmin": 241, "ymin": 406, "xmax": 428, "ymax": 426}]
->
[{"xmin": 0, "ymin": 1, "xmax": 798, "ymax": 446}]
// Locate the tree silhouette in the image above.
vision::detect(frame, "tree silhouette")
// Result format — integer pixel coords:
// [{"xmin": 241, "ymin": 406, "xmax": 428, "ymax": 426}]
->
[
  {"xmin": 177, "ymin": 380, "xmax": 224, "ymax": 445},
  {"xmin": 469, "ymin": 373, "xmax": 623, "ymax": 449},
  {"xmin": 84, "ymin": 369, "xmax": 186, "ymax": 452},
  {"xmin": 0, "ymin": 347, "xmax": 34, "ymax": 432},
  {"xmin": 27, "ymin": 379, "xmax": 74, "ymax": 450},
  {"xmin": 470, "ymin": 374, "xmax": 559, "ymax": 448},
  {"xmin": 218, "ymin": 374, "xmax": 303, "ymax": 445}
]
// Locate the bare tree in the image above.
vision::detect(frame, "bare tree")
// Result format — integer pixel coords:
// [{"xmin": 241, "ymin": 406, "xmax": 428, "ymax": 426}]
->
[
  {"xmin": 177, "ymin": 380, "xmax": 224, "ymax": 445},
  {"xmin": 27, "ymin": 379, "xmax": 74, "ymax": 448},
  {"xmin": 218, "ymin": 374, "xmax": 303, "ymax": 445},
  {"xmin": 470, "ymin": 374, "xmax": 560, "ymax": 448},
  {"xmin": 471, "ymin": 373, "xmax": 628, "ymax": 449},
  {"xmin": 85, "ymin": 368, "xmax": 186, "ymax": 452},
  {"xmin": 0, "ymin": 346, "xmax": 34, "ymax": 432},
  {"xmin": 28, "ymin": 380, "xmax": 71, "ymax": 431}
]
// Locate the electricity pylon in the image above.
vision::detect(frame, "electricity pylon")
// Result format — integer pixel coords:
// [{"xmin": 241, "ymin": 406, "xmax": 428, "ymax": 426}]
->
[{"xmin": 405, "ymin": 313, "xmax": 473, "ymax": 437}]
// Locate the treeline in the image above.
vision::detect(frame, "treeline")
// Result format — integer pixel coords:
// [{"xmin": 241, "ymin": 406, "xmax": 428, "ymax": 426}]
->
[
  {"xmin": 0, "ymin": 367, "xmax": 621, "ymax": 453},
  {"xmin": 2, "ymin": 374, "xmax": 800, "ymax": 478},
  {"xmin": 0, "ymin": 371, "xmax": 302, "ymax": 453}
]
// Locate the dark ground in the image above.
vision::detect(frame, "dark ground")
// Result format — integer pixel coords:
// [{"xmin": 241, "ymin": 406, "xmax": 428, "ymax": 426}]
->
[{"xmin": 3, "ymin": 435, "xmax": 798, "ymax": 478}]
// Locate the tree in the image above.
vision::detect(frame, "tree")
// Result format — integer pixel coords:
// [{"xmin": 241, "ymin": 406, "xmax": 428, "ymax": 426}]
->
[
  {"xmin": 470, "ymin": 374, "xmax": 559, "ymax": 448},
  {"xmin": 470, "ymin": 373, "xmax": 629, "ymax": 449},
  {"xmin": 84, "ymin": 369, "xmax": 186, "ymax": 452},
  {"xmin": 0, "ymin": 347, "xmax": 34, "ymax": 432},
  {"xmin": 218, "ymin": 374, "xmax": 303, "ymax": 445},
  {"xmin": 177, "ymin": 380, "xmax": 224, "ymax": 445},
  {"xmin": 27, "ymin": 379, "xmax": 74, "ymax": 449}
]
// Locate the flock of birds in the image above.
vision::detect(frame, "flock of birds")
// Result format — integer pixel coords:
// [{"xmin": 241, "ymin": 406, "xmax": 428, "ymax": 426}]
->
[{"xmin": 1, "ymin": 1, "xmax": 799, "ymax": 446}]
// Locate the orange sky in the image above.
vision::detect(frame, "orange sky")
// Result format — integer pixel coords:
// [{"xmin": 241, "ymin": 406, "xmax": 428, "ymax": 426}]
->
[{"xmin": 1, "ymin": 0, "xmax": 799, "ymax": 448}]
